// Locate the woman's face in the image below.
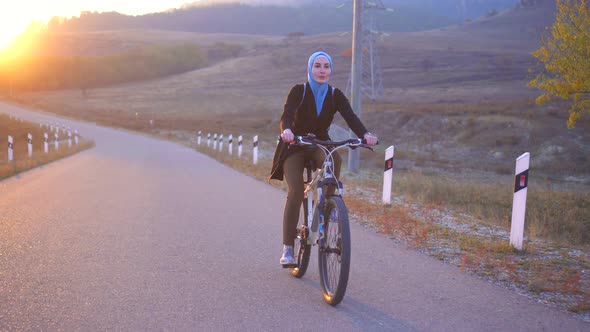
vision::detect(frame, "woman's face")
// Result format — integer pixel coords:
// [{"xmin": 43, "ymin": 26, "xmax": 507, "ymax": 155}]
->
[{"xmin": 311, "ymin": 56, "xmax": 331, "ymax": 84}]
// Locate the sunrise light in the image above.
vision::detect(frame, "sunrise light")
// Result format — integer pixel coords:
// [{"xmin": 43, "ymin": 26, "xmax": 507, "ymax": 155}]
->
[
  {"xmin": 0, "ymin": 1, "xmax": 194, "ymax": 52},
  {"xmin": 0, "ymin": 10, "xmax": 41, "ymax": 51}
]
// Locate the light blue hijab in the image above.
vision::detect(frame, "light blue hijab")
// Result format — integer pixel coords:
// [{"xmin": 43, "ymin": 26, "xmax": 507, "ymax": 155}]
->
[{"xmin": 307, "ymin": 51, "xmax": 333, "ymax": 116}]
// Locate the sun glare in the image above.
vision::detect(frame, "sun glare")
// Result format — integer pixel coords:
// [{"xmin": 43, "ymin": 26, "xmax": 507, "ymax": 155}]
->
[
  {"xmin": 0, "ymin": 17, "xmax": 31, "ymax": 52},
  {"xmin": 0, "ymin": 34, "xmax": 16, "ymax": 52},
  {"xmin": 0, "ymin": 1, "xmax": 194, "ymax": 53},
  {"xmin": 0, "ymin": 3, "xmax": 56, "ymax": 53}
]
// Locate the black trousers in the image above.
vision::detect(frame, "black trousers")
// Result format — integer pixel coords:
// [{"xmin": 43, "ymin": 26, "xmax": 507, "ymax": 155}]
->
[{"xmin": 282, "ymin": 147, "xmax": 342, "ymax": 246}]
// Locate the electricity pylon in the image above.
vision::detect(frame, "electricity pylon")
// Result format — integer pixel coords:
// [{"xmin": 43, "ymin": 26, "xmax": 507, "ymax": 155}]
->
[
  {"xmin": 345, "ymin": 0, "xmax": 390, "ymax": 102},
  {"xmin": 341, "ymin": 0, "xmax": 392, "ymax": 173}
]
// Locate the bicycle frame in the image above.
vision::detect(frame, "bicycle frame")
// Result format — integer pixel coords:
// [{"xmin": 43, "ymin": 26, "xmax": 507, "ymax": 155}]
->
[{"xmin": 296, "ymin": 136, "xmax": 366, "ymax": 246}]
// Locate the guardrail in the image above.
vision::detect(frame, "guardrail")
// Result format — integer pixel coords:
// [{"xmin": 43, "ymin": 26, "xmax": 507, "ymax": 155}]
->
[{"xmin": 7, "ymin": 116, "xmax": 79, "ymax": 161}]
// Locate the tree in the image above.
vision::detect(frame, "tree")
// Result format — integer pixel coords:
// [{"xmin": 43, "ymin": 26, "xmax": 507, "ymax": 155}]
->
[{"xmin": 528, "ymin": 0, "xmax": 590, "ymax": 128}]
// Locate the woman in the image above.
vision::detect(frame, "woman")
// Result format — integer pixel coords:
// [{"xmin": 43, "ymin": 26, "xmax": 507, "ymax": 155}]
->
[{"xmin": 270, "ymin": 51, "xmax": 378, "ymax": 265}]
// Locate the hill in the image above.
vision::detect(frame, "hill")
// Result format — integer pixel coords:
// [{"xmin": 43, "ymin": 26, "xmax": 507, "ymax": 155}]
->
[
  {"xmin": 3, "ymin": 2, "xmax": 589, "ymax": 186},
  {"xmin": 45, "ymin": 1, "xmax": 523, "ymax": 36}
]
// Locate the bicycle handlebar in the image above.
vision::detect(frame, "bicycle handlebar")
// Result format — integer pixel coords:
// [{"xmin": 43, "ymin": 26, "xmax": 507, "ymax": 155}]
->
[{"xmin": 292, "ymin": 134, "xmax": 375, "ymax": 151}]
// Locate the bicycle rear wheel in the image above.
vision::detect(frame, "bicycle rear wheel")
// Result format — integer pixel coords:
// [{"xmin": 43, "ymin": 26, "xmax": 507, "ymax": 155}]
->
[
  {"xmin": 318, "ymin": 196, "xmax": 350, "ymax": 306},
  {"xmin": 291, "ymin": 199, "xmax": 311, "ymax": 278}
]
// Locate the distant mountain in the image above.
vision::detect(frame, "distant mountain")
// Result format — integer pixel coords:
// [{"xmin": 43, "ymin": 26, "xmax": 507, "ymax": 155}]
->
[
  {"xmin": 181, "ymin": 0, "xmax": 521, "ymax": 19},
  {"xmin": 47, "ymin": 1, "xmax": 524, "ymax": 36},
  {"xmin": 390, "ymin": 0, "xmax": 521, "ymax": 19}
]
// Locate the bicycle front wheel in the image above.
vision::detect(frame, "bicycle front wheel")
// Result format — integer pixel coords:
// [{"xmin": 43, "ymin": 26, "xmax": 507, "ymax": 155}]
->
[{"xmin": 318, "ymin": 196, "xmax": 350, "ymax": 306}]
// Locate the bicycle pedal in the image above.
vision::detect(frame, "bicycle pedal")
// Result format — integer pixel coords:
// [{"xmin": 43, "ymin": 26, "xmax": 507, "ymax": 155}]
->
[{"xmin": 282, "ymin": 264, "xmax": 297, "ymax": 269}]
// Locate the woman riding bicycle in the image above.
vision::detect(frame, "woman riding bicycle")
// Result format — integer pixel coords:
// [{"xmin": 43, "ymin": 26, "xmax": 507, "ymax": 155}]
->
[{"xmin": 270, "ymin": 51, "xmax": 378, "ymax": 265}]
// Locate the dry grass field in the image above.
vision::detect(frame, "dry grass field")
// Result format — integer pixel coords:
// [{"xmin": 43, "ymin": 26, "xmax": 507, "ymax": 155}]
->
[
  {"xmin": 2, "ymin": 3, "xmax": 589, "ymax": 319},
  {"xmin": 7, "ymin": 4, "xmax": 587, "ymax": 183}
]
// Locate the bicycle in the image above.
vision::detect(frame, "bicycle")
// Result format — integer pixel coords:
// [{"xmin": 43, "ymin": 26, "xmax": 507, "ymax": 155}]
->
[{"xmin": 286, "ymin": 134, "xmax": 374, "ymax": 306}]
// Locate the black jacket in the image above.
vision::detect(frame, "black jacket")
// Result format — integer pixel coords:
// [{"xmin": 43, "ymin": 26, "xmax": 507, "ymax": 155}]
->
[{"xmin": 269, "ymin": 83, "xmax": 368, "ymax": 181}]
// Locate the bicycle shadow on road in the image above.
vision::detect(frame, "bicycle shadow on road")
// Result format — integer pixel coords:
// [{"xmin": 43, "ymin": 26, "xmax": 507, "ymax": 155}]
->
[
  {"xmin": 299, "ymin": 278, "xmax": 414, "ymax": 331},
  {"xmin": 337, "ymin": 296, "xmax": 415, "ymax": 331}
]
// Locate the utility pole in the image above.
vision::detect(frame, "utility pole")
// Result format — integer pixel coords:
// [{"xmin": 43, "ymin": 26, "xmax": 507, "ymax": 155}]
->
[{"xmin": 348, "ymin": 0, "xmax": 363, "ymax": 174}]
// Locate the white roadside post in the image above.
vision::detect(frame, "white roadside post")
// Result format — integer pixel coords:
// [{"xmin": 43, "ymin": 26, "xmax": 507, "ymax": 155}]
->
[
  {"xmin": 68, "ymin": 131, "xmax": 72, "ymax": 148},
  {"xmin": 228, "ymin": 134, "xmax": 233, "ymax": 156},
  {"xmin": 382, "ymin": 145, "xmax": 395, "ymax": 205},
  {"xmin": 207, "ymin": 133, "xmax": 211, "ymax": 147},
  {"xmin": 253, "ymin": 135, "xmax": 259, "ymax": 165},
  {"xmin": 27, "ymin": 133, "xmax": 33, "ymax": 157},
  {"xmin": 238, "ymin": 135, "xmax": 243, "ymax": 158},
  {"xmin": 510, "ymin": 152, "xmax": 530, "ymax": 250},
  {"xmin": 54, "ymin": 132, "xmax": 59, "ymax": 150},
  {"xmin": 44, "ymin": 133, "xmax": 49, "ymax": 153},
  {"xmin": 198, "ymin": 131, "xmax": 202, "ymax": 145},
  {"xmin": 8, "ymin": 136, "xmax": 13, "ymax": 161},
  {"xmin": 74, "ymin": 130, "xmax": 79, "ymax": 145},
  {"xmin": 219, "ymin": 134, "xmax": 224, "ymax": 152},
  {"xmin": 213, "ymin": 134, "xmax": 218, "ymax": 150}
]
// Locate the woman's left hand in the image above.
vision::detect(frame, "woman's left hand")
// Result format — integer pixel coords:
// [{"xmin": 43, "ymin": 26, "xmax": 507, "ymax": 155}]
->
[{"xmin": 364, "ymin": 132, "xmax": 378, "ymax": 146}]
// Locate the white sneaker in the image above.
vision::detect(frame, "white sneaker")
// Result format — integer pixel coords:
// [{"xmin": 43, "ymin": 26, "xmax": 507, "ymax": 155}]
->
[{"xmin": 280, "ymin": 245, "xmax": 296, "ymax": 265}]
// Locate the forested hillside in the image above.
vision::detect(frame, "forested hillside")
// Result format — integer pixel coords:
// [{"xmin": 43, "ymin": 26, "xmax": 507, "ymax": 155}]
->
[{"xmin": 45, "ymin": 1, "xmax": 524, "ymax": 36}]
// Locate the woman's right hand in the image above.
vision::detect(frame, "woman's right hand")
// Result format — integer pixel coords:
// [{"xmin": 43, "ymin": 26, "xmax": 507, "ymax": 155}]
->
[{"xmin": 281, "ymin": 129, "xmax": 294, "ymax": 143}]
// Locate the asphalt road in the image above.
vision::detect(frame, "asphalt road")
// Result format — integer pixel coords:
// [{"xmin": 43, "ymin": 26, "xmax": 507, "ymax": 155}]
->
[{"xmin": 0, "ymin": 102, "xmax": 587, "ymax": 331}]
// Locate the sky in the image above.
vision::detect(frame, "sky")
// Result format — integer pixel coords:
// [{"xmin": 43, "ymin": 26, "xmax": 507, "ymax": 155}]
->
[{"xmin": 0, "ymin": 0, "xmax": 194, "ymax": 50}]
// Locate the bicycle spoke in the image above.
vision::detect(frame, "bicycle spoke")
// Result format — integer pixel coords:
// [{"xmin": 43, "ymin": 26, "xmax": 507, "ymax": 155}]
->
[
  {"xmin": 324, "ymin": 207, "xmax": 342, "ymax": 294},
  {"xmin": 328, "ymin": 253, "xmax": 341, "ymax": 293}
]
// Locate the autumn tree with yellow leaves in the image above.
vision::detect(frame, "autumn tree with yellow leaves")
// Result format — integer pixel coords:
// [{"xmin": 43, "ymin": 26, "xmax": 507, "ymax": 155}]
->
[{"xmin": 528, "ymin": 0, "xmax": 590, "ymax": 128}]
